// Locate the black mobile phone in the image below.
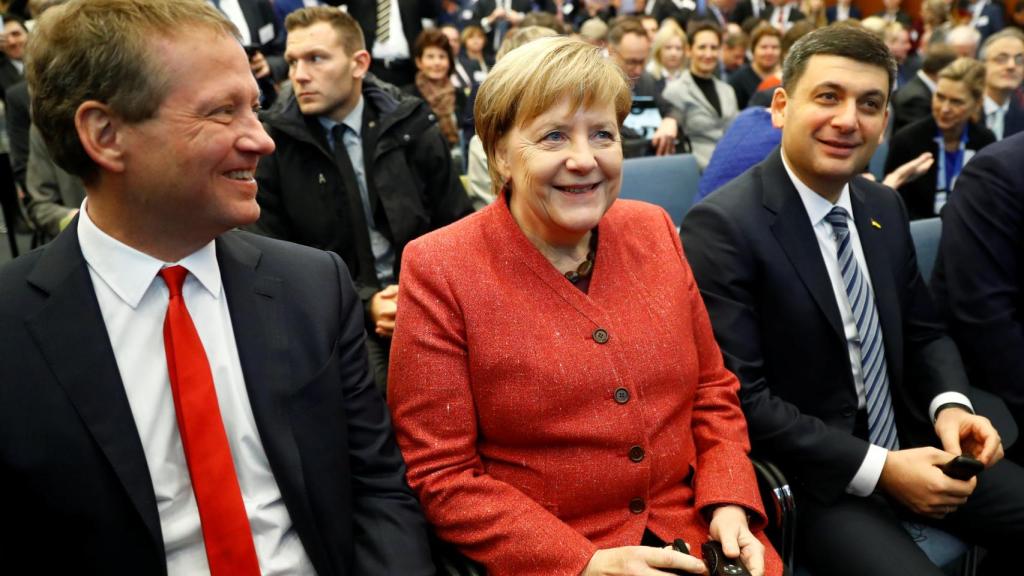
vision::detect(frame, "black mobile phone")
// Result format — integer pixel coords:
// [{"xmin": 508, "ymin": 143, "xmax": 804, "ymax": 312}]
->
[
  {"xmin": 939, "ymin": 455, "xmax": 984, "ymax": 480},
  {"xmin": 702, "ymin": 541, "xmax": 752, "ymax": 576}
]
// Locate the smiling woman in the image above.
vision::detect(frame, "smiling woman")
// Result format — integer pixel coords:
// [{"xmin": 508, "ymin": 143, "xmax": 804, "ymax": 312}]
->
[
  {"xmin": 406, "ymin": 28, "xmax": 463, "ymax": 152},
  {"xmin": 388, "ymin": 35, "xmax": 784, "ymax": 576}
]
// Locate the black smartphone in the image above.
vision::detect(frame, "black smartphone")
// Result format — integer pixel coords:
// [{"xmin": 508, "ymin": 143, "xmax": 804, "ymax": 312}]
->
[
  {"xmin": 702, "ymin": 541, "xmax": 752, "ymax": 576},
  {"xmin": 939, "ymin": 455, "xmax": 984, "ymax": 480}
]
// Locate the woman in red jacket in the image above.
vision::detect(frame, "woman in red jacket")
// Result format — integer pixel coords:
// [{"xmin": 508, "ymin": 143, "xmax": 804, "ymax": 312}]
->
[{"xmin": 388, "ymin": 36, "xmax": 782, "ymax": 576}]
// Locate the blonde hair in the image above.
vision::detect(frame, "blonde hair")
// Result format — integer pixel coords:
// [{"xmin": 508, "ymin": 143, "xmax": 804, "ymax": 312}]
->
[
  {"xmin": 938, "ymin": 57, "xmax": 987, "ymax": 103},
  {"xmin": 27, "ymin": 0, "xmax": 237, "ymax": 182},
  {"xmin": 649, "ymin": 20, "xmax": 686, "ymax": 80},
  {"xmin": 474, "ymin": 36, "xmax": 631, "ymax": 196}
]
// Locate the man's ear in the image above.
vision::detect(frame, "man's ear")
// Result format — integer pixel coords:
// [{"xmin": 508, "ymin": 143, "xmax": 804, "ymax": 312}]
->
[
  {"xmin": 770, "ymin": 87, "xmax": 788, "ymax": 129},
  {"xmin": 75, "ymin": 101, "xmax": 127, "ymax": 174},
  {"xmin": 351, "ymin": 49, "xmax": 371, "ymax": 80}
]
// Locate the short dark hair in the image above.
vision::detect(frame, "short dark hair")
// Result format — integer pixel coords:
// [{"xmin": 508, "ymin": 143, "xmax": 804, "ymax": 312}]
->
[
  {"xmin": 285, "ymin": 6, "xmax": 365, "ymax": 55},
  {"xmin": 686, "ymin": 20, "xmax": 722, "ymax": 46},
  {"xmin": 607, "ymin": 17, "xmax": 647, "ymax": 47},
  {"xmin": 782, "ymin": 25, "xmax": 896, "ymax": 96},
  {"xmin": 414, "ymin": 28, "xmax": 454, "ymax": 75},
  {"xmin": 920, "ymin": 43, "xmax": 957, "ymax": 75}
]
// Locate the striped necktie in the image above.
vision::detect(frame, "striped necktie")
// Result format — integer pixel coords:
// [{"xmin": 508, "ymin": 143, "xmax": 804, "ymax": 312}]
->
[
  {"xmin": 825, "ymin": 207, "xmax": 900, "ymax": 450},
  {"xmin": 376, "ymin": 0, "xmax": 390, "ymax": 44}
]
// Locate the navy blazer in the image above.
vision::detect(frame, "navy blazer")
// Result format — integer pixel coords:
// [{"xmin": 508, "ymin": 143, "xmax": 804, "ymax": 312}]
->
[
  {"xmin": 680, "ymin": 148, "xmax": 970, "ymax": 505},
  {"xmin": 933, "ymin": 132, "xmax": 1024, "ymax": 413},
  {"xmin": 825, "ymin": 4, "xmax": 861, "ymax": 22},
  {"xmin": 0, "ymin": 225, "xmax": 433, "ymax": 575}
]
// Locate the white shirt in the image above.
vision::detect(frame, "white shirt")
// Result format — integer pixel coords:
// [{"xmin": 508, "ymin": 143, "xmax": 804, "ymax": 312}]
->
[
  {"xmin": 77, "ymin": 201, "xmax": 314, "ymax": 576},
  {"xmin": 372, "ymin": 0, "xmax": 411, "ymax": 61},
  {"xmin": 212, "ymin": 0, "xmax": 252, "ymax": 46},
  {"xmin": 917, "ymin": 69, "xmax": 937, "ymax": 94},
  {"xmin": 781, "ymin": 153, "xmax": 973, "ymax": 496},
  {"xmin": 984, "ymin": 94, "xmax": 1010, "ymax": 140}
]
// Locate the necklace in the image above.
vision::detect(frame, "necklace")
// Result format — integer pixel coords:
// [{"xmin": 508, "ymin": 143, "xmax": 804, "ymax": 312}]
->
[{"xmin": 564, "ymin": 230, "xmax": 599, "ymax": 284}]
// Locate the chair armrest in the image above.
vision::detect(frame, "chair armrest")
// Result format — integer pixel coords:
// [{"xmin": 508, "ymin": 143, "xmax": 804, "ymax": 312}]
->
[{"xmin": 751, "ymin": 457, "xmax": 796, "ymax": 574}]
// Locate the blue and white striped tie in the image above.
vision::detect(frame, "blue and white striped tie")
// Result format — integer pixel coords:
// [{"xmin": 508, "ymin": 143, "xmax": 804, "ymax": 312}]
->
[{"xmin": 825, "ymin": 206, "xmax": 900, "ymax": 450}]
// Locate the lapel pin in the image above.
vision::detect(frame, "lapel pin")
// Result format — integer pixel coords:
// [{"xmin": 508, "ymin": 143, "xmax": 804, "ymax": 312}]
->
[
  {"xmin": 318, "ymin": 173, "xmax": 326, "ymax": 184},
  {"xmin": 871, "ymin": 219, "xmax": 882, "ymax": 229}
]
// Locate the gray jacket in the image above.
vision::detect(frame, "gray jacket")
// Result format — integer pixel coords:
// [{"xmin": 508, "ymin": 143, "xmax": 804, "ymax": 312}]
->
[{"xmin": 662, "ymin": 70, "xmax": 739, "ymax": 170}]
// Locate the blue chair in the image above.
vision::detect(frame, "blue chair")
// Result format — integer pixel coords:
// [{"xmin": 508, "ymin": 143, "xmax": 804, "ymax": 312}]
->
[
  {"xmin": 619, "ymin": 154, "xmax": 700, "ymax": 228},
  {"xmin": 910, "ymin": 217, "xmax": 942, "ymax": 285},
  {"xmin": 870, "ymin": 140, "xmax": 888, "ymax": 182}
]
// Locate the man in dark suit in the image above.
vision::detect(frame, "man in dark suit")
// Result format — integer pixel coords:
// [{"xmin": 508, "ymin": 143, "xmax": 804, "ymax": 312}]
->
[
  {"xmin": 0, "ymin": 0, "xmax": 434, "ymax": 573},
  {"xmin": 891, "ymin": 43, "xmax": 957, "ymax": 133},
  {"xmin": 980, "ymin": 29, "xmax": 1024, "ymax": 140},
  {"xmin": 471, "ymin": 0, "xmax": 534, "ymax": 60},
  {"xmin": 681, "ymin": 25, "xmax": 1024, "ymax": 576},
  {"xmin": 825, "ymin": 0, "xmax": 861, "ymax": 23},
  {"xmin": 331, "ymin": 0, "xmax": 440, "ymax": 86},
  {"xmin": 933, "ymin": 132, "xmax": 1024, "ymax": 464}
]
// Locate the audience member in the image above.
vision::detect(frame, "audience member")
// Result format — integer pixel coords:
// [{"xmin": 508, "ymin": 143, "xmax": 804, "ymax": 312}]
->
[
  {"xmin": 663, "ymin": 21, "xmax": 739, "ymax": 170},
  {"xmin": 826, "ymin": 0, "xmax": 861, "ymax": 23},
  {"xmin": 800, "ymin": 0, "xmax": 826, "ymax": 28},
  {"xmin": 918, "ymin": 0, "xmax": 951, "ymax": 47},
  {"xmin": 0, "ymin": 14, "xmax": 27, "ymax": 101},
  {"xmin": 406, "ymin": 28, "xmax": 465, "ymax": 159},
  {"xmin": 884, "ymin": 21, "xmax": 919, "ymax": 88},
  {"xmin": 208, "ymin": 0, "xmax": 288, "ymax": 105},
  {"xmin": 948, "ymin": 24, "xmax": 982, "ymax": 57},
  {"xmin": 891, "ymin": 43, "xmax": 958, "ymax": 133},
  {"xmin": 964, "ymin": 0, "xmax": 1004, "ymax": 42},
  {"xmin": 887, "ymin": 57, "xmax": 995, "ymax": 220},
  {"xmin": 646, "ymin": 19, "xmax": 687, "ymax": 82},
  {"xmin": 872, "ymin": 0, "xmax": 912, "ymax": 29},
  {"xmin": 24, "ymin": 124, "xmax": 85, "ymax": 238},
  {"xmin": 733, "ymin": 0, "xmax": 769, "ymax": 24},
  {"xmin": 932, "ymin": 132, "xmax": 1024, "ymax": 463},
  {"xmin": 461, "ymin": 24, "xmax": 492, "ymax": 72},
  {"xmin": 764, "ymin": 0, "xmax": 805, "ymax": 32},
  {"xmin": 682, "ymin": 25, "xmax": 1024, "ymax": 576},
  {"xmin": 641, "ymin": 12, "xmax": 660, "ymax": 40},
  {"xmin": 578, "ymin": 16, "xmax": 610, "ymax": 46},
  {"xmin": 390, "ymin": 35, "xmax": 782, "ymax": 576},
  {"xmin": 339, "ymin": 0, "xmax": 438, "ymax": 87},
  {"xmin": 722, "ymin": 28, "xmax": 749, "ymax": 80},
  {"xmin": 696, "ymin": 105, "xmax": 779, "ymax": 200},
  {"xmin": 472, "ymin": 0, "xmax": 532, "ymax": 60},
  {"xmin": 2, "ymin": 0, "xmax": 433, "ymax": 572},
  {"xmin": 609, "ymin": 17, "xmax": 680, "ymax": 156},
  {"xmin": 273, "ymin": 0, "xmax": 326, "ymax": 22},
  {"xmin": 252, "ymin": 7, "xmax": 472, "ymax": 392},
  {"xmin": 979, "ymin": 28, "xmax": 1024, "ymax": 139},
  {"xmin": 729, "ymin": 22, "xmax": 781, "ymax": 108}
]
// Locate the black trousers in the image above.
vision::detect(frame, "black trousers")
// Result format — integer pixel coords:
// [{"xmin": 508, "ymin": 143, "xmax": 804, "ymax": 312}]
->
[{"xmin": 799, "ymin": 458, "xmax": 1024, "ymax": 576}]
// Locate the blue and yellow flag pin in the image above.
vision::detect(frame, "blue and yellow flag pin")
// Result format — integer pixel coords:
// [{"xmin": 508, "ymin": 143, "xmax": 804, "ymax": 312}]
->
[{"xmin": 870, "ymin": 219, "xmax": 882, "ymax": 229}]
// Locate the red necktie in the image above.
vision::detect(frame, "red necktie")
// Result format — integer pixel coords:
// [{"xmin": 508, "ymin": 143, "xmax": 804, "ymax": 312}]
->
[{"xmin": 159, "ymin": 266, "xmax": 261, "ymax": 575}]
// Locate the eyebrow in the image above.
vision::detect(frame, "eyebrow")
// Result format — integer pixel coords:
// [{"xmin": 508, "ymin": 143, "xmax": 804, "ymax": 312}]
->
[{"xmin": 812, "ymin": 82, "xmax": 886, "ymax": 99}]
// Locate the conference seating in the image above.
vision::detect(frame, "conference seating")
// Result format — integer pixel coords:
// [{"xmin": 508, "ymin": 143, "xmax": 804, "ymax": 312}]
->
[{"xmin": 619, "ymin": 153, "xmax": 700, "ymax": 228}]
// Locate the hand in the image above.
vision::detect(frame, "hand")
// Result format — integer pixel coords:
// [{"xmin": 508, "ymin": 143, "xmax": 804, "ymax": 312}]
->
[
  {"xmin": 488, "ymin": 7, "xmax": 508, "ymax": 22},
  {"xmin": 881, "ymin": 152, "xmax": 934, "ymax": 190},
  {"xmin": 507, "ymin": 10, "xmax": 526, "ymax": 24},
  {"xmin": 709, "ymin": 505, "xmax": 765, "ymax": 576},
  {"xmin": 369, "ymin": 284, "xmax": 399, "ymax": 337},
  {"xmin": 249, "ymin": 50, "xmax": 271, "ymax": 79},
  {"xmin": 934, "ymin": 406, "xmax": 1004, "ymax": 467},
  {"xmin": 581, "ymin": 546, "xmax": 706, "ymax": 575},
  {"xmin": 651, "ymin": 117, "xmax": 678, "ymax": 156},
  {"xmin": 878, "ymin": 446, "xmax": 976, "ymax": 518}
]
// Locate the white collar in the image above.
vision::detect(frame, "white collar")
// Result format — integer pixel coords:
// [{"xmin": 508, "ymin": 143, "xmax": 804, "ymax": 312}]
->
[
  {"xmin": 984, "ymin": 94, "xmax": 1010, "ymax": 116},
  {"xmin": 781, "ymin": 149, "xmax": 853, "ymax": 227},
  {"xmin": 917, "ymin": 69, "xmax": 937, "ymax": 93},
  {"xmin": 78, "ymin": 198, "xmax": 222, "ymax": 308}
]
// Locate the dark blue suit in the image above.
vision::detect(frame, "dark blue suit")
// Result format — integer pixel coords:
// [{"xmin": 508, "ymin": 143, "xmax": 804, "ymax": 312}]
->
[{"xmin": 0, "ymin": 225, "xmax": 434, "ymax": 574}]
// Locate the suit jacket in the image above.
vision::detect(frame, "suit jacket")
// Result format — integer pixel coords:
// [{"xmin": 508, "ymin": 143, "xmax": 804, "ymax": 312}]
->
[
  {"xmin": 662, "ymin": 70, "xmax": 739, "ymax": 170},
  {"xmin": 334, "ymin": 0, "xmax": 439, "ymax": 55},
  {"xmin": 0, "ymin": 56, "xmax": 22, "ymax": 102},
  {"xmin": 471, "ymin": 0, "xmax": 538, "ymax": 56},
  {"xmin": 825, "ymin": 4, "xmax": 861, "ymax": 22},
  {"xmin": 1002, "ymin": 88, "xmax": 1024, "ymax": 139},
  {"xmin": 891, "ymin": 73, "xmax": 933, "ymax": 134},
  {"xmin": 4, "ymin": 79, "xmax": 30, "ymax": 190},
  {"xmin": 972, "ymin": 0, "xmax": 1005, "ymax": 42},
  {"xmin": 680, "ymin": 148, "xmax": 970, "ymax": 505},
  {"xmin": 0, "ymin": 225, "xmax": 433, "ymax": 575},
  {"xmin": 234, "ymin": 0, "xmax": 288, "ymax": 80},
  {"xmin": 731, "ymin": 0, "xmax": 766, "ymax": 23},
  {"xmin": 886, "ymin": 117, "xmax": 996, "ymax": 221},
  {"xmin": 932, "ymin": 132, "xmax": 1024, "ymax": 412},
  {"xmin": 389, "ymin": 198, "xmax": 781, "ymax": 576},
  {"xmin": 871, "ymin": 9, "xmax": 913, "ymax": 29}
]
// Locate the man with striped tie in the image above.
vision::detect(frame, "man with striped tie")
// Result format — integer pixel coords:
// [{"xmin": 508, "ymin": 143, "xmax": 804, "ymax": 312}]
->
[
  {"xmin": 681, "ymin": 25, "xmax": 1024, "ymax": 576},
  {"xmin": 330, "ymin": 0, "xmax": 439, "ymax": 87}
]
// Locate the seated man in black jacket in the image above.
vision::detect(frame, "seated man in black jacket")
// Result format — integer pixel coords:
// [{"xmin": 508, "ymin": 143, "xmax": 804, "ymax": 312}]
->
[{"xmin": 253, "ymin": 7, "xmax": 472, "ymax": 392}]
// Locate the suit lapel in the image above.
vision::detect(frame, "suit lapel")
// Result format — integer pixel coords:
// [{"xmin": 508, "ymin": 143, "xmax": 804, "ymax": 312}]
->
[
  {"xmin": 24, "ymin": 223, "xmax": 165, "ymax": 561},
  {"xmin": 762, "ymin": 150, "xmax": 846, "ymax": 340},
  {"xmin": 216, "ymin": 233, "xmax": 330, "ymax": 574},
  {"xmin": 849, "ymin": 182, "xmax": 902, "ymax": 376}
]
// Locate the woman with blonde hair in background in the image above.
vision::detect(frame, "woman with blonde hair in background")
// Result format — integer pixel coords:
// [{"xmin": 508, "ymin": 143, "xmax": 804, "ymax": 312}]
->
[{"xmin": 646, "ymin": 19, "xmax": 687, "ymax": 83}]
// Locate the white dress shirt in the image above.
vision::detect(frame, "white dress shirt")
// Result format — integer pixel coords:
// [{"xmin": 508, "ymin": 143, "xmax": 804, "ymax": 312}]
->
[
  {"xmin": 77, "ymin": 201, "xmax": 314, "ymax": 576},
  {"xmin": 211, "ymin": 0, "xmax": 252, "ymax": 46},
  {"xmin": 372, "ymin": 0, "xmax": 411, "ymax": 61},
  {"xmin": 781, "ymin": 153, "xmax": 973, "ymax": 497},
  {"xmin": 984, "ymin": 94, "xmax": 1009, "ymax": 140}
]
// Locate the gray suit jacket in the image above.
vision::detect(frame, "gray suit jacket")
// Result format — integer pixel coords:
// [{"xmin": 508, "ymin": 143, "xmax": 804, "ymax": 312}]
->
[{"xmin": 662, "ymin": 71, "xmax": 739, "ymax": 170}]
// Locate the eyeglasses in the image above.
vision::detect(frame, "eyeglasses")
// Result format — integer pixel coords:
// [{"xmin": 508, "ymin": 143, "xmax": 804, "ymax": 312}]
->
[{"xmin": 989, "ymin": 53, "xmax": 1024, "ymax": 66}]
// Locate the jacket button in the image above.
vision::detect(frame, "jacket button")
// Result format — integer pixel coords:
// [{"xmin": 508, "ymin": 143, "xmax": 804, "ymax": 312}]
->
[
  {"xmin": 428, "ymin": 113, "xmax": 436, "ymax": 121},
  {"xmin": 614, "ymin": 387, "xmax": 630, "ymax": 404},
  {"xmin": 629, "ymin": 445, "xmax": 645, "ymax": 462},
  {"xmin": 403, "ymin": 134, "xmax": 411, "ymax": 142},
  {"xmin": 593, "ymin": 328, "xmax": 609, "ymax": 344},
  {"xmin": 629, "ymin": 497, "xmax": 646, "ymax": 514}
]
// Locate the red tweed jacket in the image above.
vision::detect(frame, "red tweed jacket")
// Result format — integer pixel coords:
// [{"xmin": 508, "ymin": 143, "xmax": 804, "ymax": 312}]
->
[{"xmin": 388, "ymin": 197, "xmax": 783, "ymax": 576}]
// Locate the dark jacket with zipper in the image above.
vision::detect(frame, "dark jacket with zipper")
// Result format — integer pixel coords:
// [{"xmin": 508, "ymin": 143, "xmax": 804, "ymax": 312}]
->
[{"xmin": 252, "ymin": 75, "xmax": 472, "ymax": 312}]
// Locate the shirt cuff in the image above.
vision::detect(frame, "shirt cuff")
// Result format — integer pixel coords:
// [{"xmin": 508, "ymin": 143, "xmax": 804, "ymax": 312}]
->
[
  {"xmin": 929, "ymin": 392, "xmax": 974, "ymax": 422},
  {"xmin": 846, "ymin": 444, "xmax": 888, "ymax": 496},
  {"xmin": 481, "ymin": 17, "xmax": 493, "ymax": 32}
]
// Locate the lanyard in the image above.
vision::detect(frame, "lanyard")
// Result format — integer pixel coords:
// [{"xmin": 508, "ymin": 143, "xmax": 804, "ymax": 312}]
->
[{"xmin": 935, "ymin": 128, "xmax": 968, "ymax": 193}]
